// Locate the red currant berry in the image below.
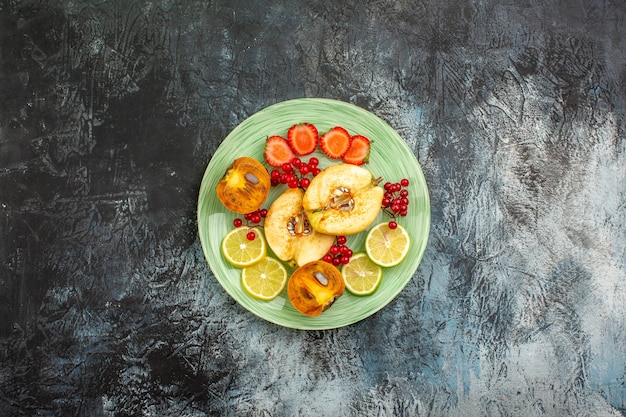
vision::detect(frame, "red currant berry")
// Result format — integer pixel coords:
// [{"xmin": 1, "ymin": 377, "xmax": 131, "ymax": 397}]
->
[
  {"xmin": 299, "ymin": 164, "xmax": 310, "ymax": 175},
  {"xmin": 400, "ymin": 189, "xmax": 409, "ymax": 197},
  {"xmin": 233, "ymin": 218, "xmax": 243, "ymax": 227},
  {"xmin": 323, "ymin": 254, "xmax": 333, "ymax": 263},
  {"xmin": 388, "ymin": 221, "xmax": 398, "ymax": 229},
  {"xmin": 401, "ymin": 178, "xmax": 409, "ymax": 187},
  {"xmin": 308, "ymin": 157, "xmax": 319, "ymax": 166},
  {"xmin": 271, "ymin": 179, "xmax": 279, "ymax": 186},
  {"xmin": 332, "ymin": 257, "xmax": 342, "ymax": 266},
  {"xmin": 382, "ymin": 198, "xmax": 391, "ymax": 207},
  {"xmin": 336, "ymin": 236, "xmax": 347, "ymax": 245},
  {"xmin": 329, "ymin": 245, "xmax": 340, "ymax": 255},
  {"xmin": 312, "ymin": 167, "xmax": 321, "ymax": 176},
  {"xmin": 246, "ymin": 231, "xmax": 256, "ymax": 240},
  {"xmin": 259, "ymin": 209, "xmax": 268, "ymax": 218},
  {"xmin": 291, "ymin": 157, "xmax": 302, "ymax": 167},
  {"xmin": 271, "ymin": 169, "xmax": 281, "ymax": 180},
  {"xmin": 300, "ymin": 177, "xmax": 311, "ymax": 188},
  {"xmin": 341, "ymin": 255, "xmax": 351, "ymax": 265},
  {"xmin": 251, "ymin": 214, "xmax": 261, "ymax": 224},
  {"xmin": 279, "ymin": 173, "xmax": 288, "ymax": 184},
  {"xmin": 288, "ymin": 179, "xmax": 299, "ymax": 188},
  {"xmin": 384, "ymin": 182, "xmax": 392, "ymax": 191},
  {"xmin": 339, "ymin": 245, "xmax": 351, "ymax": 255}
]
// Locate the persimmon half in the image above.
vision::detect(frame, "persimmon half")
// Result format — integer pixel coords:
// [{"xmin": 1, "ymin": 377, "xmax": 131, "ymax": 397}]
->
[
  {"xmin": 287, "ymin": 261, "xmax": 345, "ymax": 316},
  {"xmin": 216, "ymin": 156, "xmax": 271, "ymax": 214}
]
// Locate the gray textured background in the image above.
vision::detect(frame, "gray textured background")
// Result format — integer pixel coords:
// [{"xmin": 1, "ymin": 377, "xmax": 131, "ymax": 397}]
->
[{"xmin": 1, "ymin": 0, "xmax": 625, "ymax": 416}]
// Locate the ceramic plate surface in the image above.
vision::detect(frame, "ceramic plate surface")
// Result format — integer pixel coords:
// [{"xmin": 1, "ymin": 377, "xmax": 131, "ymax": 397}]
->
[{"xmin": 198, "ymin": 98, "xmax": 430, "ymax": 329}]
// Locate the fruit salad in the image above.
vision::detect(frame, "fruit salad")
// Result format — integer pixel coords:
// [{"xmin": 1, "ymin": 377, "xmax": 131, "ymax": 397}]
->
[{"xmin": 215, "ymin": 122, "xmax": 412, "ymax": 316}]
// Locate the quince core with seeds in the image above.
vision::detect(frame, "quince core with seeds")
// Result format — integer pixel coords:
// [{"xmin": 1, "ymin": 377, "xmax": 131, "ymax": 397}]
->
[
  {"xmin": 303, "ymin": 164, "xmax": 384, "ymax": 236},
  {"xmin": 264, "ymin": 188, "xmax": 335, "ymax": 267}
]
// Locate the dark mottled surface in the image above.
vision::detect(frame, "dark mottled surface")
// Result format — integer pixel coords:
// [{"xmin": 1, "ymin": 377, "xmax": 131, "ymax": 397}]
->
[{"xmin": 1, "ymin": 0, "xmax": 625, "ymax": 416}]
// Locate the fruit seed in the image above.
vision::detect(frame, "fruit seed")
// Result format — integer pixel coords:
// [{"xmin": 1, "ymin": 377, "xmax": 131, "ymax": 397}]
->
[
  {"xmin": 313, "ymin": 271, "xmax": 329, "ymax": 286},
  {"xmin": 245, "ymin": 172, "xmax": 260, "ymax": 184}
]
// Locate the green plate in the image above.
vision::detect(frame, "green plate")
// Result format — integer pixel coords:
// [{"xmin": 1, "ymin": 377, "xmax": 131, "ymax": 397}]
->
[{"xmin": 197, "ymin": 98, "xmax": 430, "ymax": 330}]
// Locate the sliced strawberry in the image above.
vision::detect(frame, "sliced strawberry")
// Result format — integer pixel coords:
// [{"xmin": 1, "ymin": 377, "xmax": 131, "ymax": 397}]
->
[
  {"xmin": 342, "ymin": 135, "xmax": 371, "ymax": 165},
  {"xmin": 264, "ymin": 135, "xmax": 295, "ymax": 167},
  {"xmin": 319, "ymin": 126, "xmax": 351, "ymax": 159},
  {"xmin": 287, "ymin": 123, "xmax": 319, "ymax": 155}
]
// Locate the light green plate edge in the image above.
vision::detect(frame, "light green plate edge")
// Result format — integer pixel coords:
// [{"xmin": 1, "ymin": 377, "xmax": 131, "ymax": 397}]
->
[{"xmin": 197, "ymin": 98, "xmax": 431, "ymax": 330}]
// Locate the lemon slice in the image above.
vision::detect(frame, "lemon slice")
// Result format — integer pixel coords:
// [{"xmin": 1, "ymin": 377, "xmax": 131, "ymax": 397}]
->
[
  {"xmin": 241, "ymin": 256, "xmax": 288, "ymax": 300},
  {"xmin": 341, "ymin": 253, "xmax": 383, "ymax": 295},
  {"xmin": 365, "ymin": 222, "xmax": 410, "ymax": 267},
  {"xmin": 221, "ymin": 227, "xmax": 266, "ymax": 268}
]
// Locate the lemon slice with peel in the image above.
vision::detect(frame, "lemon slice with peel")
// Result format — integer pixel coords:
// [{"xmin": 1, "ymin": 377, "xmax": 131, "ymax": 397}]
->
[
  {"xmin": 365, "ymin": 222, "xmax": 411, "ymax": 267},
  {"xmin": 221, "ymin": 227, "xmax": 266, "ymax": 268},
  {"xmin": 341, "ymin": 253, "xmax": 383, "ymax": 295},
  {"xmin": 241, "ymin": 256, "xmax": 288, "ymax": 300}
]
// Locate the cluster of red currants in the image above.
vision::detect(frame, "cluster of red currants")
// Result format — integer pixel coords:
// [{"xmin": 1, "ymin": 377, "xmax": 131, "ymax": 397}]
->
[
  {"xmin": 382, "ymin": 178, "xmax": 410, "ymax": 229},
  {"xmin": 270, "ymin": 157, "xmax": 321, "ymax": 189},
  {"xmin": 233, "ymin": 208, "xmax": 268, "ymax": 240},
  {"xmin": 322, "ymin": 235, "xmax": 353, "ymax": 266}
]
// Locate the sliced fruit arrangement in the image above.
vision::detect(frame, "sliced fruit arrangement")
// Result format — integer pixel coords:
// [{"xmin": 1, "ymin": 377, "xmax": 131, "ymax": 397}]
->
[
  {"xmin": 215, "ymin": 121, "xmax": 416, "ymax": 314},
  {"xmin": 221, "ymin": 225, "xmax": 287, "ymax": 301},
  {"xmin": 341, "ymin": 253, "xmax": 383, "ymax": 296},
  {"xmin": 264, "ymin": 122, "xmax": 371, "ymax": 166}
]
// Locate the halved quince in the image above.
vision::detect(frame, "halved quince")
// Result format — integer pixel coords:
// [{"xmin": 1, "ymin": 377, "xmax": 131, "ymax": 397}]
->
[
  {"xmin": 302, "ymin": 164, "xmax": 384, "ymax": 235},
  {"xmin": 264, "ymin": 188, "xmax": 335, "ymax": 267},
  {"xmin": 287, "ymin": 260, "xmax": 345, "ymax": 316},
  {"xmin": 216, "ymin": 157, "xmax": 271, "ymax": 214}
]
